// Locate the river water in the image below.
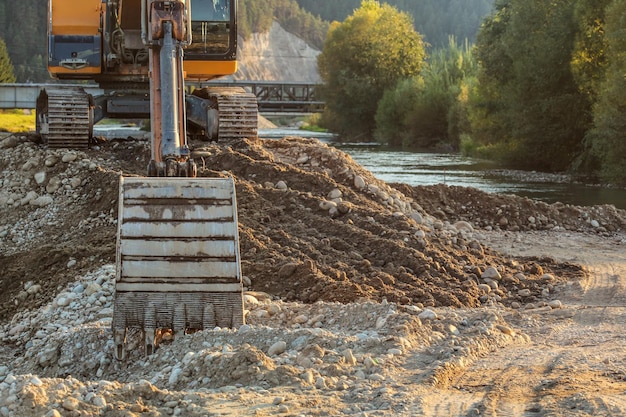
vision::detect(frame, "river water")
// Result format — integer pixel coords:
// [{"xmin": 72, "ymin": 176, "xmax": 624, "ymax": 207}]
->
[
  {"xmin": 96, "ymin": 126, "xmax": 626, "ymax": 209},
  {"xmin": 259, "ymin": 128, "xmax": 626, "ymax": 209},
  {"xmin": 335, "ymin": 143, "xmax": 626, "ymax": 209}
]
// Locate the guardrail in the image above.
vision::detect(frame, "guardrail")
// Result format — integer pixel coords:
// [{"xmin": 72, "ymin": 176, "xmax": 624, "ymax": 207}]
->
[{"xmin": 0, "ymin": 81, "xmax": 324, "ymax": 114}]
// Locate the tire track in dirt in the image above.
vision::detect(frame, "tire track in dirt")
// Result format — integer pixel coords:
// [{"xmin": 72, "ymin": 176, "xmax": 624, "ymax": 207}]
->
[{"xmin": 410, "ymin": 231, "xmax": 626, "ymax": 417}]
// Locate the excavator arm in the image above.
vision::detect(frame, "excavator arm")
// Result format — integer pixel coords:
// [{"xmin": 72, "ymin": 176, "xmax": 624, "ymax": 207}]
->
[{"xmin": 112, "ymin": 0, "xmax": 245, "ymax": 359}]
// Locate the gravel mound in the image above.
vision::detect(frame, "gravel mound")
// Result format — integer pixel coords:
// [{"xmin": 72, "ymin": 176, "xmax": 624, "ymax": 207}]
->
[{"xmin": 1, "ymin": 132, "xmax": 623, "ymax": 416}]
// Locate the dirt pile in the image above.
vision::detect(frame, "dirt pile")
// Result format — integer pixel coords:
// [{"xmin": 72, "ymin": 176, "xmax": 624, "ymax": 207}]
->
[
  {"xmin": 1, "ymin": 133, "xmax": 616, "ymax": 322},
  {"xmin": 2, "ymin": 132, "xmax": 626, "ymax": 416}
]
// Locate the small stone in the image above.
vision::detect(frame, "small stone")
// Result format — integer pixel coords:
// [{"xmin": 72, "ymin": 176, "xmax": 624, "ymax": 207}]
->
[
  {"xmin": 364, "ymin": 357, "xmax": 376, "ymax": 368},
  {"xmin": 418, "ymin": 309, "xmax": 437, "ymax": 320},
  {"xmin": 447, "ymin": 324, "xmax": 460, "ymax": 335},
  {"xmin": 301, "ymin": 370, "xmax": 315, "ymax": 384},
  {"xmin": 343, "ymin": 349, "xmax": 357, "ymax": 366},
  {"xmin": 548, "ymin": 300, "xmax": 563, "ymax": 309},
  {"xmin": 238, "ymin": 324, "xmax": 252, "ymax": 334},
  {"xmin": 268, "ymin": 341, "xmax": 287, "ymax": 356},
  {"xmin": 267, "ymin": 304, "xmax": 282, "ymax": 316},
  {"xmin": 169, "ymin": 367, "xmax": 183, "ymax": 385},
  {"xmin": 496, "ymin": 325, "xmax": 515, "ymax": 336},
  {"xmin": 244, "ymin": 294, "xmax": 259, "ymax": 306},
  {"xmin": 354, "ymin": 175, "xmax": 366, "ymax": 190},
  {"xmin": 518, "ymin": 289, "xmax": 532, "ymax": 297},
  {"xmin": 453, "ymin": 221, "xmax": 473, "ymax": 232},
  {"xmin": 275, "ymin": 181, "xmax": 288, "ymax": 190},
  {"xmin": 315, "ymin": 376, "xmax": 327, "ymax": 389},
  {"xmin": 34, "ymin": 171, "xmax": 47, "ymax": 184},
  {"xmin": 67, "ymin": 259, "xmax": 77, "ymax": 268},
  {"xmin": 62, "ymin": 153, "xmax": 78, "ymax": 163},
  {"xmin": 62, "ymin": 398, "xmax": 80, "ymax": 411},
  {"xmin": 478, "ymin": 283, "xmax": 491, "ymax": 293},
  {"xmin": 0, "ymin": 136, "xmax": 19, "ymax": 149},
  {"xmin": 93, "ymin": 395, "xmax": 107, "ymax": 407},
  {"xmin": 319, "ymin": 200, "xmax": 337, "ymax": 211},
  {"xmin": 26, "ymin": 284, "xmax": 41, "ymax": 295},
  {"xmin": 272, "ymin": 397, "xmax": 285, "ymax": 405},
  {"xmin": 30, "ymin": 195, "xmax": 54, "ymax": 207},
  {"xmin": 482, "ymin": 266, "xmax": 501, "ymax": 280},
  {"xmin": 293, "ymin": 314, "xmax": 308, "ymax": 324},
  {"xmin": 327, "ymin": 188, "xmax": 342, "ymax": 200}
]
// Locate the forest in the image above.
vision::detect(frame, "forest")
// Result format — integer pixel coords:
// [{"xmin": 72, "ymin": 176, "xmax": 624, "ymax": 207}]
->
[
  {"xmin": 316, "ymin": 0, "xmax": 626, "ymax": 184},
  {"xmin": 295, "ymin": 0, "xmax": 494, "ymax": 47},
  {"xmin": 0, "ymin": 0, "xmax": 494, "ymax": 82}
]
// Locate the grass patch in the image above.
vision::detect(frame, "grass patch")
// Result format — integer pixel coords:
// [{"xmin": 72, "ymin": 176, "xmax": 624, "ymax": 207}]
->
[{"xmin": 0, "ymin": 110, "xmax": 36, "ymax": 133}]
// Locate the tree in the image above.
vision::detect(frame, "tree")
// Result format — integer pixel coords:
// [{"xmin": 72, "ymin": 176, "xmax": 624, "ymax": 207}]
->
[
  {"xmin": 317, "ymin": 0, "xmax": 425, "ymax": 139},
  {"xmin": 571, "ymin": 0, "xmax": 611, "ymax": 102},
  {"xmin": 0, "ymin": 38, "xmax": 16, "ymax": 83},
  {"xmin": 586, "ymin": 0, "xmax": 626, "ymax": 184},
  {"xmin": 469, "ymin": 0, "xmax": 589, "ymax": 172},
  {"xmin": 375, "ymin": 37, "xmax": 478, "ymax": 149}
]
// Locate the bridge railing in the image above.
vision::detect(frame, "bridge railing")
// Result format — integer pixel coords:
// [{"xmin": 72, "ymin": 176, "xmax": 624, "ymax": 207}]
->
[
  {"xmin": 0, "ymin": 83, "xmax": 103, "ymax": 109},
  {"xmin": 0, "ymin": 81, "xmax": 324, "ymax": 114}
]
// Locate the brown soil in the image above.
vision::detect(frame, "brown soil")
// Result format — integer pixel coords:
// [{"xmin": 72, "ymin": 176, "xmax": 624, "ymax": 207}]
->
[{"xmin": 2, "ymin": 134, "xmax": 614, "ymax": 322}]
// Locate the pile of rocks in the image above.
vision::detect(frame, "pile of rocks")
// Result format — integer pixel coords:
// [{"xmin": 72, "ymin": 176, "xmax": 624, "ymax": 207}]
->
[{"xmin": 0, "ymin": 262, "xmax": 526, "ymax": 416}]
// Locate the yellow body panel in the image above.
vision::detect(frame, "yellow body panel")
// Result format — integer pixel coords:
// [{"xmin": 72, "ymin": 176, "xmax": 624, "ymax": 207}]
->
[
  {"xmin": 183, "ymin": 60, "xmax": 237, "ymax": 80},
  {"xmin": 48, "ymin": 66, "xmax": 101, "ymax": 75},
  {"xmin": 51, "ymin": 0, "xmax": 101, "ymax": 35}
]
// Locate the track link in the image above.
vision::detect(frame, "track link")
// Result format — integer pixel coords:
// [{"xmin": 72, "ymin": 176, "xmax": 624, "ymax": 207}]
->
[
  {"xmin": 191, "ymin": 86, "xmax": 258, "ymax": 141},
  {"xmin": 37, "ymin": 87, "xmax": 92, "ymax": 149}
]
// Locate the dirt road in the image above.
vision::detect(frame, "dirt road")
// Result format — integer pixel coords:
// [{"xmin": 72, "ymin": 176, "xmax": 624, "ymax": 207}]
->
[{"xmin": 419, "ymin": 231, "xmax": 626, "ymax": 416}]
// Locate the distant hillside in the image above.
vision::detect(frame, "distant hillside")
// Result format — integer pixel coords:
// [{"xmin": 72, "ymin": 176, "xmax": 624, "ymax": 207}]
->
[
  {"xmin": 295, "ymin": 0, "xmax": 495, "ymax": 47},
  {"xmin": 235, "ymin": 22, "xmax": 321, "ymax": 82}
]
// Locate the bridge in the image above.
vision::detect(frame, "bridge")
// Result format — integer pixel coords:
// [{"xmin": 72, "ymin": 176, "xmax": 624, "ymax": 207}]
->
[{"xmin": 0, "ymin": 81, "xmax": 324, "ymax": 115}]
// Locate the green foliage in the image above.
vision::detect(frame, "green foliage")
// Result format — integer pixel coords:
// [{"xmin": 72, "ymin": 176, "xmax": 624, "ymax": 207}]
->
[
  {"xmin": 571, "ymin": 0, "xmax": 611, "ymax": 102},
  {"xmin": 0, "ymin": 0, "xmax": 48, "ymax": 82},
  {"xmin": 585, "ymin": 0, "xmax": 626, "ymax": 184},
  {"xmin": 296, "ymin": 0, "xmax": 495, "ymax": 47},
  {"xmin": 0, "ymin": 38, "xmax": 16, "ymax": 83},
  {"xmin": 317, "ymin": 0, "xmax": 426, "ymax": 139},
  {"xmin": 374, "ymin": 37, "xmax": 477, "ymax": 149},
  {"xmin": 469, "ymin": 0, "xmax": 590, "ymax": 171},
  {"xmin": 0, "ymin": 109, "xmax": 35, "ymax": 132}
]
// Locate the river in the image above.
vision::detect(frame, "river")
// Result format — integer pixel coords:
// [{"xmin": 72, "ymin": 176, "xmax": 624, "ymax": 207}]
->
[
  {"xmin": 258, "ymin": 128, "xmax": 626, "ymax": 209},
  {"xmin": 94, "ymin": 126, "xmax": 626, "ymax": 209},
  {"xmin": 334, "ymin": 143, "xmax": 626, "ymax": 210}
]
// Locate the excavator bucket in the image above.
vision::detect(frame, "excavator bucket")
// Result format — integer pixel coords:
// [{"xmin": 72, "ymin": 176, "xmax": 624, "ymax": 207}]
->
[{"xmin": 112, "ymin": 176, "xmax": 244, "ymax": 359}]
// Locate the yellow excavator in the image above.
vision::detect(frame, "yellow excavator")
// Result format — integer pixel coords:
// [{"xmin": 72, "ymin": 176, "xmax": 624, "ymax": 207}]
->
[{"xmin": 36, "ymin": 0, "xmax": 256, "ymax": 359}]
